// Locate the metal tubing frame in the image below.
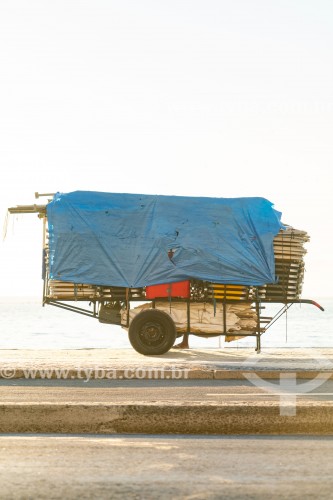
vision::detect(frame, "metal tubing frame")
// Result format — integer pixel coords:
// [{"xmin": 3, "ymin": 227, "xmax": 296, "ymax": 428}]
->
[
  {"xmin": 46, "ymin": 299, "xmax": 98, "ymax": 318},
  {"xmin": 42, "ymin": 254, "xmax": 324, "ymax": 351}
]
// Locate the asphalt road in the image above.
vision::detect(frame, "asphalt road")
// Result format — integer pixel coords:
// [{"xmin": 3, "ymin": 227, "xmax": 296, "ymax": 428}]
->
[
  {"xmin": 1, "ymin": 378, "xmax": 333, "ymax": 404},
  {"xmin": 0, "ymin": 434, "xmax": 333, "ymax": 499}
]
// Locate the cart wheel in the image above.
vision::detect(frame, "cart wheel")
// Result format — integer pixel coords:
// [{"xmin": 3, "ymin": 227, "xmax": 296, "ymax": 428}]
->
[{"xmin": 128, "ymin": 309, "xmax": 177, "ymax": 355}]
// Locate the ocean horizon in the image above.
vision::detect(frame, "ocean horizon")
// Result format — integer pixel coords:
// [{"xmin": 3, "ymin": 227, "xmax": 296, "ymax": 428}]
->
[{"xmin": 0, "ymin": 296, "xmax": 332, "ymax": 351}]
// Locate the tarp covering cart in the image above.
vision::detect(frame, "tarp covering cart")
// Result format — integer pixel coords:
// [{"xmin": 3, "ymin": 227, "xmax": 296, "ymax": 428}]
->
[{"xmin": 8, "ymin": 191, "xmax": 324, "ymax": 355}]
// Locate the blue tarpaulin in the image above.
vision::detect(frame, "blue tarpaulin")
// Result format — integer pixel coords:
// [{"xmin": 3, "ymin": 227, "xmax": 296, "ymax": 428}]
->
[{"xmin": 47, "ymin": 191, "xmax": 284, "ymax": 287}]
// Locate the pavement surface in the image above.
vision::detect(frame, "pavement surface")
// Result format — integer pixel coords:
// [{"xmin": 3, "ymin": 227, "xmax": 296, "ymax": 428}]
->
[{"xmin": 1, "ymin": 434, "xmax": 333, "ymax": 499}]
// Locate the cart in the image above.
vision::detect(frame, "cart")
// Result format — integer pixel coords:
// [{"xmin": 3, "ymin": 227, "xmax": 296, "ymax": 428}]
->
[{"xmin": 8, "ymin": 191, "xmax": 324, "ymax": 355}]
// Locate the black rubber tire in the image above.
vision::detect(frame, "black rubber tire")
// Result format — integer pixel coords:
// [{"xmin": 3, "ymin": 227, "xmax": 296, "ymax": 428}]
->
[{"xmin": 128, "ymin": 309, "xmax": 177, "ymax": 355}]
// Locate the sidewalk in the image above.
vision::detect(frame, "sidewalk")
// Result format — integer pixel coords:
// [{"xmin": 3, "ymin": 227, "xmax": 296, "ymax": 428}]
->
[{"xmin": 1, "ymin": 347, "xmax": 333, "ymax": 379}]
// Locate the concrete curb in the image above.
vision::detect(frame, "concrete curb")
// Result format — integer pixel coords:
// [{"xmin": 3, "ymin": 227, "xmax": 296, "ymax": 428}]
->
[{"xmin": 1, "ymin": 403, "xmax": 333, "ymax": 434}]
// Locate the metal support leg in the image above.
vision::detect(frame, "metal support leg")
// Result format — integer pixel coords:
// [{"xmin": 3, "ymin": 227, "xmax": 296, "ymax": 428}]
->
[
  {"xmin": 256, "ymin": 333, "xmax": 261, "ymax": 353},
  {"xmin": 255, "ymin": 289, "xmax": 261, "ymax": 353}
]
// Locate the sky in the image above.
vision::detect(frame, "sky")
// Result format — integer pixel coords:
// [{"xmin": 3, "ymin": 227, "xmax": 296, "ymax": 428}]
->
[{"xmin": 0, "ymin": 0, "xmax": 332, "ymax": 298}]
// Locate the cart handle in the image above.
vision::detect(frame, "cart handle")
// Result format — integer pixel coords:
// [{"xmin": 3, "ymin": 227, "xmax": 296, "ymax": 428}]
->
[{"xmin": 296, "ymin": 299, "xmax": 324, "ymax": 311}]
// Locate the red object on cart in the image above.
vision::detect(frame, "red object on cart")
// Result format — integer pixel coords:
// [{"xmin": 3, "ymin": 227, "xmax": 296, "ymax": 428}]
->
[{"xmin": 145, "ymin": 281, "xmax": 190, "ymax": 299}]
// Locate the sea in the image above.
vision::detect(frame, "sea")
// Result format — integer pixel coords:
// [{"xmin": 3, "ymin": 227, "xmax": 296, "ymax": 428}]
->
[{"xmin": 0, "ymin": 297, "xmax": 332, "ymax": 350}]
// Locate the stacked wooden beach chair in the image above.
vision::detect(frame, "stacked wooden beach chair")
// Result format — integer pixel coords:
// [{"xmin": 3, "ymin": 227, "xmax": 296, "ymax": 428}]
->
[{"xmin": 258, "ymin": 225, "xmax": 309, "ymax": 301}]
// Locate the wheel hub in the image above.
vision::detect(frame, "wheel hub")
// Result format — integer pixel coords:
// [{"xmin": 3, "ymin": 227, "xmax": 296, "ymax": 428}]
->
[{"xmin": 140, "ymin": 321, "xmax": 164, "ymax": 342}]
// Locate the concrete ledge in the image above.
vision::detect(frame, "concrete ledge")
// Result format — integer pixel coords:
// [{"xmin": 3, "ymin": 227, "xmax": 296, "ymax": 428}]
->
[{"xmin": 0, "ymin": 403, "xmax": 333, "ymax": 434}]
